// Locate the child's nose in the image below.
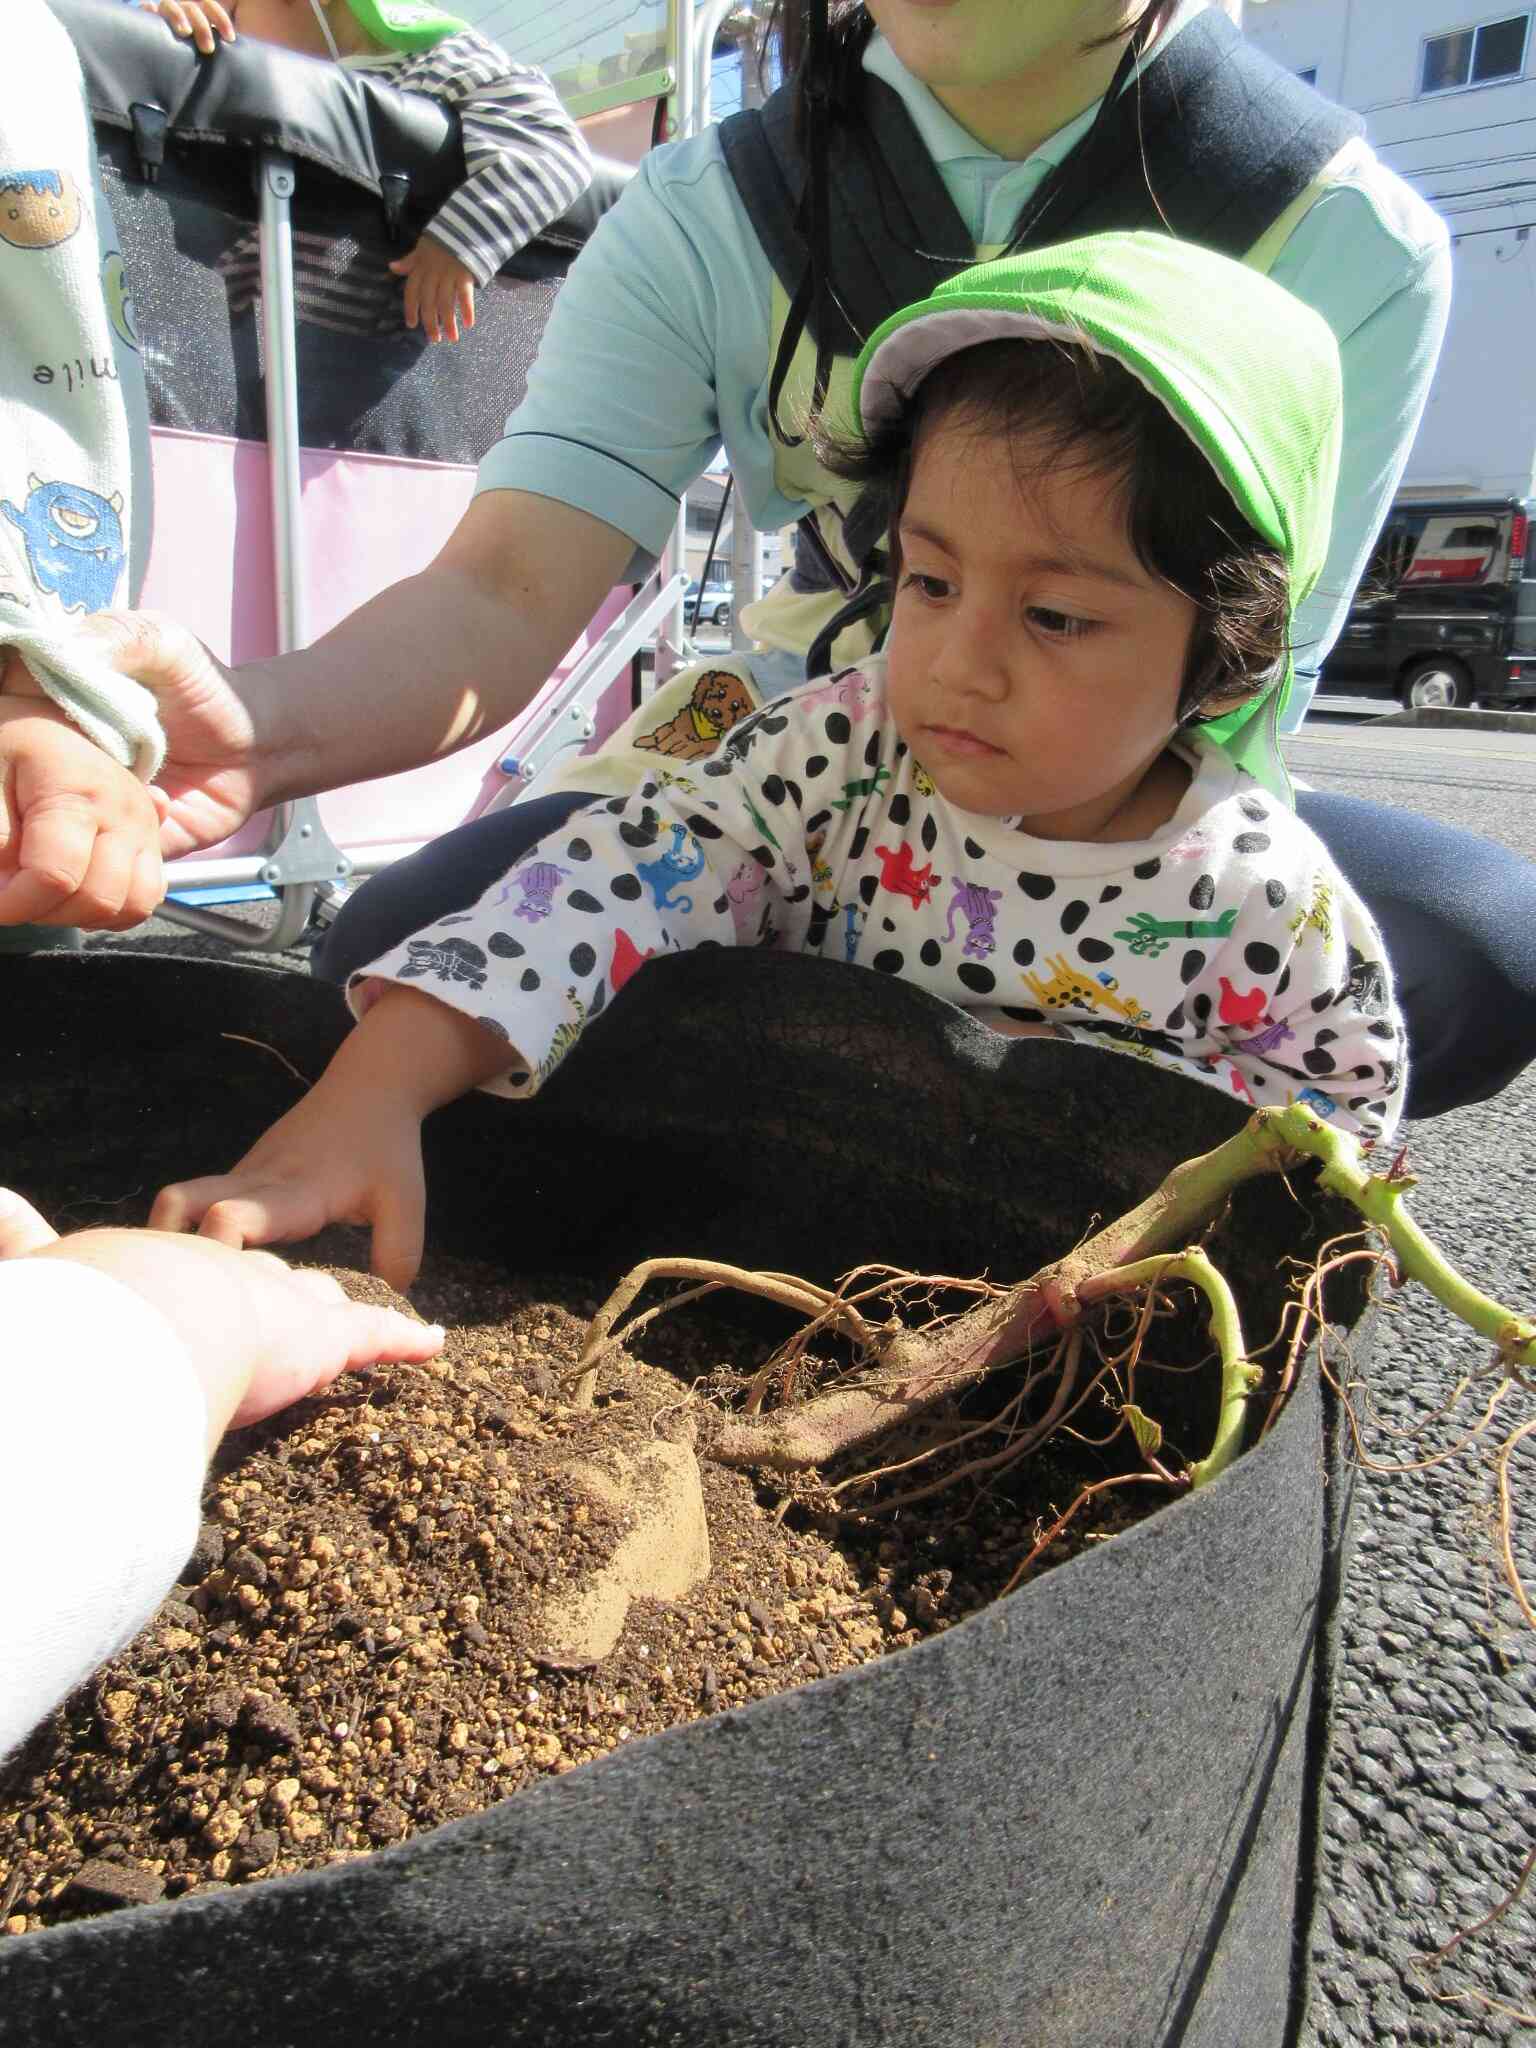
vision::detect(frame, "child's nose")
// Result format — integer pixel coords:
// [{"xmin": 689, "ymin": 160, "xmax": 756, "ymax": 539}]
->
[{"xmin": 935, "ymin": 601, "xmax": 1012, "ymax": 701}]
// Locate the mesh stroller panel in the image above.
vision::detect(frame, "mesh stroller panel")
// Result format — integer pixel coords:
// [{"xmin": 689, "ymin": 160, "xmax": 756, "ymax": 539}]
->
[{"xmin": 96, "ymin": 129, "xmax": 559, "ymax": 465}]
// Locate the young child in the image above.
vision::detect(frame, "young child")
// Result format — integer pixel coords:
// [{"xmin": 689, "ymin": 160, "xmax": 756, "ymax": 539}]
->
[
  {"xmin": 143, "ymin": 0, "xmax": 592, "ymax": 344},
  {"xmin": 151, "ymin": 232, "xmax": 1407, "ymax": 1291}
]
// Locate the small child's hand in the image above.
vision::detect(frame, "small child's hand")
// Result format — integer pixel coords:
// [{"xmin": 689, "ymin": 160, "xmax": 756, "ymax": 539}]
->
[
  {"xmin": 138, "ymin": 0, "xmax": 236, "ymax": 54},
  {"xmin": 151, "ymin": 1082, "xmax": 429, "ymax": 1294},
  {"xmin": 0, "ymin": 696, "xmax": 165, "ymax": 929},
  {"xmin": 388, "ymin": 234, "xmax": 477, "ymax": 345}
]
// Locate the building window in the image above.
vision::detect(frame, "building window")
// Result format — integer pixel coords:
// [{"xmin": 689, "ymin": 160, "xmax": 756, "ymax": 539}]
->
[
  {"xmin": 1296, "ymin": 65, "xmax": 1318, "ymax": 84},
  {"xmin": 1421, "ymin": 13, "xmax": 1530, "ymax": 94}
]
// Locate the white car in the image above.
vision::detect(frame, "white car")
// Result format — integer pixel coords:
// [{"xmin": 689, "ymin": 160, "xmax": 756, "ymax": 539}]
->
[{"xmin": 683, "ymin": 577, "xmax": 731, "ymax": 628}]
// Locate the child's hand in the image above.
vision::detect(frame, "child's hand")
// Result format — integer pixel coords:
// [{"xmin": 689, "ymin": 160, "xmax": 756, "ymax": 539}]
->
[
  {"xmin": 389, "ymin": 234, "xmax": 477, "ymax": 345},
  {"xmin": 138, "ymin": 0, "xmax": 236, "ymax": 55},
  {"xmin": 0, "ymin": 696, "xmax": 165, "ymax": 928},
  {"xmin": 151, "ymin": 1081, "xmax": 429, "ymax": 1294},
  {"xmin": 153, "ymin": 982, "xmax": 513, "ymax": 1292}
]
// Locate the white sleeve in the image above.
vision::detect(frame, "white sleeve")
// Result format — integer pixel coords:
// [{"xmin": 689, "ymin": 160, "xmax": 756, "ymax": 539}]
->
[{"xmin": 0, "ymin": 1261, "xmax": 207, "ymax": 1759}]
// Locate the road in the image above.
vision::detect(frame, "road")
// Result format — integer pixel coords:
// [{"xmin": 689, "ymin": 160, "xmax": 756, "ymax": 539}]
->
[{"xmin": 1283, "ymin": 714, "xmax": 1536, "ymax": 2045}]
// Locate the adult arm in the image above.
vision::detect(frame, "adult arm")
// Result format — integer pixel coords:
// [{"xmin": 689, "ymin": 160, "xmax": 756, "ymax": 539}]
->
[
  {"xmin": 18, "ymin": 135, "xmax": 757, "ymax": 859},
  {"xmin": 66, "ymin": 492, "xmax": 635, "ymax": 860},
  {"xmin": 1270, "ymin": 177, "xmax": 1452, "ymax": 726}
]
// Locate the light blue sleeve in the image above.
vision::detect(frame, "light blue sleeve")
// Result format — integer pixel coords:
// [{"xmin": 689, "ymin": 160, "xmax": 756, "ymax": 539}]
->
[
  {"xmin": 1267, "ymin": 181, "xmax": 1452, "ymax": 729},
  {"xmin": 473, "ymin": 131, "xmax": 786, "ymax": 578}
]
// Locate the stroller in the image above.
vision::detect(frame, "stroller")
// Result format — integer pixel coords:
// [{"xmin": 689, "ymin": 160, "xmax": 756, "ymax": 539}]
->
[{"xmin": 54, "ymin": 0, "xmax": 684, "ymax": 950}]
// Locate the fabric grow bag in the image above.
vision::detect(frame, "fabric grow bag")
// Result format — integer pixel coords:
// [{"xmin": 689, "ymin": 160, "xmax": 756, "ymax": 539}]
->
[{"xmin": 0, "ymin": 951, "xmax": 1362, "ymax": 2048}]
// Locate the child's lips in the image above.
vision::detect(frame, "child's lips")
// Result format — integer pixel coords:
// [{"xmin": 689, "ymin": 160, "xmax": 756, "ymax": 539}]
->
[{"xmin": 923, "ymin": 723, "xmax": 1005, "ymax": 759}]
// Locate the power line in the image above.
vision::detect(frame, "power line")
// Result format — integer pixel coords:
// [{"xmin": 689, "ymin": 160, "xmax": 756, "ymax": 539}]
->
[
  {"xmin": 1374, "ymin": 107, "xmax": 1536, "ymax": 150},
  {"xmin": 1402, "ymin": 146, "xmax": 1536, "ymax": 177},
  {"xmin": 1447, "ymin": 217, "xmax": 1536, "ymax": 238}
]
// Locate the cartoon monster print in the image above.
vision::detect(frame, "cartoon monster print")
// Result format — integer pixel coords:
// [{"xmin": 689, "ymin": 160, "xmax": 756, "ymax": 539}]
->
[
  {"xmin": 726, "ymin": 856, "xmax": 767, "ymax": 939},
  {"xmin": 0, "ymin": 169, "xmax": 81, "ymax": 249},
  {"xmin": 637, "ymin": 823, "xmax": 706, "ymax": 912},
  {"xmin": 1162, "ymin": 826, "xmax": 1216, "ymax": 865},
  {"xmin": 2, "ymin": 478, "xmax": 126, "ymax": 614},
  {"xmin": 742, "ymin": 787, "xmax": 781, "ymax": 852},
  {"xmin": 1230, "ymin": 1016, "xmax": 1297, "ymax": 1057},
  {"xmin": 635, "ymin": 668, "xmax": 756, "ymax": 760},
  {"xmin": 1294, "ymin": 1086, "xmax": 1339, "ymax": 1120},
  {"xmin": 842, "ymin": 902, "xmax": 866, "ymax": 962},
  {"xmin": 801, "ymin": 667, "xmax": 877, "ymax": 721},
  {"xmin": 537, "ymin": 987, "xmax": 588, "ymax": 1085},
  {"xmin": 1216, "ymin": 977, "xmax": 1269, "ymax": 1031},
  {"xmin": 806, "ymin": 833, "xmax": 835, "ymax": 895},
  {"xmin": 874, "ymin": 841, "xmax": 938, "ymax": 908},
  {"xmin": 1287, "ymin": 875, "xmax": 1334, "ymax": 949},
  {"xmin": 912, "ymin": 762, "xmax": 936, "ymax": 798},
  {"xmin": 944, "ymin": 880, "xmax": 1003, "ymax": 959},
  {"xmin": 102, "ymin": 250, "xmax": 140, "ymax": 352},
  {"xmin": 398, "ymin": 936, "xmax": 488, "ymax": 990},
  {"xmin": 1226, "ymin": 1064, "xmax": 1255, "ymax": 1105},
  {"xmin": 495, "ymin": 859, "xmax": 569, "ymax": 922},
  {"xmin": 831, "ymin": 766, "xmax": 893, "ymax": 813},
  {"xmin": 1092, "ymin": 971, "xmax": 1151, "ymax": 1029},
  {"xmin": 1113, "ymin": 905, "xmax": 1238, "ymax": 959},
  {"xmin": 610, "ymin": 929, "xmax": 655, "ymax": 993},
  {"xmin": 1021, "ymin": 953, "xmax": 1149, "ymax": 1027},
  {"xmin": 1343, "ymin": 945, "xmax": 1390, "ymax": 1015}
]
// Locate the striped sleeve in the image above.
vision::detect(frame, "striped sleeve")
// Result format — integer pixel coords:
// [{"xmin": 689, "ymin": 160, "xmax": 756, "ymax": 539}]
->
[{"xmin": 388, "ymin": 31, "xmax": 593, "ymax": 286}]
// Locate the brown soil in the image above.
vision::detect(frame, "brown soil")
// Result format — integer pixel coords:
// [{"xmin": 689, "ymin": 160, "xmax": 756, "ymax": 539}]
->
[{"xmin": 0, "ymin": 1244, "xmax": 1167, "ymax": 1937}]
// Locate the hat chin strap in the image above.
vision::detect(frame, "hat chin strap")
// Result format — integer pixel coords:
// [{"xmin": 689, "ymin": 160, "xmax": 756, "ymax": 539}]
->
[{"xmin": 308, "ymin": 0, "xmax": 343, "ymax": 61}]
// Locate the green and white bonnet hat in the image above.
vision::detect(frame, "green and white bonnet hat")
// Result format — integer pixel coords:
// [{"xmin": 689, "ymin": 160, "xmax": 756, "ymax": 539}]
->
[
  {"xmin": 850, "ymin": 232, "xmax": 1345, "ymax": 802},
  {"xmin": 343, "ymin": 0, "xmax": 468, "ymax": 51}
]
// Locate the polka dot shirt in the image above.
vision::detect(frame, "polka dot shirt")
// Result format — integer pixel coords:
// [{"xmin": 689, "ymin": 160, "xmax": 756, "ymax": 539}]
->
[{"xmin": 354, "ymin": 659, "xmax": 1405, "ymax": 1140}]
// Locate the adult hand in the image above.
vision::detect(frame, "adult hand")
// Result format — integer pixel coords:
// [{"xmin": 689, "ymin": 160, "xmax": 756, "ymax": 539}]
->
[
  {"xmin": 4, "ymin": 616, "xmax": 264, "ymax": 860},
  {"xmin": 0, "ymin": 1190, "xmax": 444, "ymax": 1450},
  {"xmin": 0, "ymin": 695, "xmax": 166, "ymax": 927}
]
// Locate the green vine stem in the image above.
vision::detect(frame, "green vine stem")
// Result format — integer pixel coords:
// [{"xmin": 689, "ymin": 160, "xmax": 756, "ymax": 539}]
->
[
  {"xmin": 1099, "ymin": 1251, "xmax": 1261, "ymax": 1491},
  {"xmin": 1245, "ymin": 1107, "xmax": 1536, "ymax": 1367},
  {"xmin": 1129, "ymin": 1104, "xmax": 1536, "ymax": 1488}
]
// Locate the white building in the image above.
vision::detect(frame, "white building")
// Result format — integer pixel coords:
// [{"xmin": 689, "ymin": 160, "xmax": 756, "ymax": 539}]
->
[{"xmin": 1243, "ymin": 0, "xmax": 1536, "ymax": 499}]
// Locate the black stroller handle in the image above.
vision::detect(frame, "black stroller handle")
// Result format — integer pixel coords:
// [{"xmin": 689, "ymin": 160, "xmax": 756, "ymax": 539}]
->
[{"xmin": 50, "ymin": 0, "xmax": 631, "ymax": 280}]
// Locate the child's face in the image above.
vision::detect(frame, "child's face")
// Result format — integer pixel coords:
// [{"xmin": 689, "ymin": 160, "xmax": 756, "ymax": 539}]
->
[{"xmin": 883, "ymin": 415, "xmax": 1200, "ymax": 841}]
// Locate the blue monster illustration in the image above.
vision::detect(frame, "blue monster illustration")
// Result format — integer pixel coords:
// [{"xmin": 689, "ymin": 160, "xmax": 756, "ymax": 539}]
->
[
  {"xmin": 2, "ymin": 477, "xmax": 126, "ymax": 614},
  {"xmin": 637, "ymin": 824, "xmax": 706, "ymax": 913}
]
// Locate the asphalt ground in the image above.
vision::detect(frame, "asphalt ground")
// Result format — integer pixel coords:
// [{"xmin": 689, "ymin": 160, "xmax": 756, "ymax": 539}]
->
[
  {"xmin": 50, "ymin": 713, "xmax": 1536, "ymax": 2040},
  {"xmin": 1284, "ymin": 720, "xmax": 1536, "ymax": 2044}
]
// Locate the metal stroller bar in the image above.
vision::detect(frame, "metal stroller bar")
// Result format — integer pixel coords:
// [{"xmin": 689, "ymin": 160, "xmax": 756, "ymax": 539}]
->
[{"xmin": 156, "ymin": 144, "xmax": 350, "ymax": 952}]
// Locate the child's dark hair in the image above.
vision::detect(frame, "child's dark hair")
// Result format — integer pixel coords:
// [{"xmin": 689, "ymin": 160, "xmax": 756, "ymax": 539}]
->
[{"xmin": 821, "ymin": 338, "xmax": 1292, "ymax": 724}]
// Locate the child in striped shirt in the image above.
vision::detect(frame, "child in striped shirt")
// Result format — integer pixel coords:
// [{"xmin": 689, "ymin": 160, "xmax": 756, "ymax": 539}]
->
[{"xmin": 143, "ymin": 0, "xmax": 592, "ymax": 343}]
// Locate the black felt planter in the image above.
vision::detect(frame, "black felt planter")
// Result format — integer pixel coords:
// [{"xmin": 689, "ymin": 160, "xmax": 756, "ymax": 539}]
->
[{"xmin": 0, "ymin": 953, "xmax": 1362, "ymax": 2048}]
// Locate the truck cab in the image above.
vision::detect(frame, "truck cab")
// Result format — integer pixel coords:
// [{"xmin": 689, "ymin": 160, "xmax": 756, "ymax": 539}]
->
[{"xmin": 1321, "ymin": 494, "xmax": 1536, "ymax": 709}]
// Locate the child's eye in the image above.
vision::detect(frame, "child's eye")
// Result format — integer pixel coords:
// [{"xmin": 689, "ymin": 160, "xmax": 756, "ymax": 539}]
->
[
  {"xmin": 899, "ymin": 571, "xmax": 952, "ymax": 602},
  {"xmin": 1027, "ymin": 606, "xmax": 1093, "ymax": 639}
]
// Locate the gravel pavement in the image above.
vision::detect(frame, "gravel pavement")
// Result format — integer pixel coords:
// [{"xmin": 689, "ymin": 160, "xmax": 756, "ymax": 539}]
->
[
  {"xmin": 1285, "ymin": 727, "xmax": 1536, "ymax": 2045},
  {"xmin": 71, "ymin": 721, "xmax": 1536, "ymax": 2041}
]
